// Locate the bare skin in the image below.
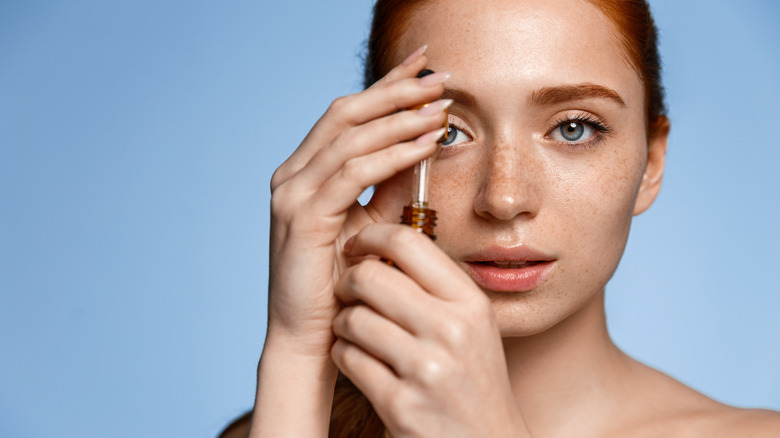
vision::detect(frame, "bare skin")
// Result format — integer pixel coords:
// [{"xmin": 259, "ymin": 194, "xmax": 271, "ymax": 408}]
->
[{"xmin": 248, "ymin": 0, "xmax": 780, "ymax": 436}]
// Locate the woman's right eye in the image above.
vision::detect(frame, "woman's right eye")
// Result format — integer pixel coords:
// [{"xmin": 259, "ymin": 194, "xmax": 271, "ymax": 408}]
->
[{"xmin": 441, "ymin": 124, "xmax": 470, "ymax": 147}]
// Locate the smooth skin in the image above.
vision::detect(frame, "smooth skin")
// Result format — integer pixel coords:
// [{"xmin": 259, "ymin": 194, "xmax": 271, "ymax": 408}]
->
[{"xmin": 249, "ymin": 0, "xmax": 780, "ymax": 437}]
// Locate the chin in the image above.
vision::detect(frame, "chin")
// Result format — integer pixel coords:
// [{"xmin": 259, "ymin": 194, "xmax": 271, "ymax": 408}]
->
[{"xmin": 486, "ymin": 286, "xmax": 605, "ymax": 338}]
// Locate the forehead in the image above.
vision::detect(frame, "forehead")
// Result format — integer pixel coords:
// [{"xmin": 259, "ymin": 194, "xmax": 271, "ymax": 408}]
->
[{"xmin": 398, "ymin": 0, "xmax": 642, "ymax": 108}]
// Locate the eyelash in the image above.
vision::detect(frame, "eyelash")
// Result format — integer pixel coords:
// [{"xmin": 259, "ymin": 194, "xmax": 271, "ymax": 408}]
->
[{"xmin": 548, "ymin": 113, "xmax": 613, "ymax": 149}]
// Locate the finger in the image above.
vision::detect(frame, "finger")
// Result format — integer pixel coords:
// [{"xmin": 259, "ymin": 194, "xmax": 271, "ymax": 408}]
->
[
  {"xmin": 347, "ymin": 224, "xmax": 477, "ymax": 302},
  {"xmin": 274, "ymin": 72, "xmax": 447, "ymax": 189},
  {"xmin": 294, "ymin": 99, "xmax": 450, "ymax": 190},
  {"xmin": 335, "ymin": 259, "xmax": 440, "ymax": 336},
  {"xmin": 272, "ymin": 57, "xmax": 448, "ymax": 189},
  {"xmin": 315, "ymin": 70, "xmax": 450, "ymax": 149},
  {"xmin": 307, "ymin": 128, "xmax": 442, "ymax": 217},
  {"xmin": 331, "ymin": 338, "xmax": 398, "ymax": 407},
  {"xmin": 333, "ymin": 304, "xmax": 417, "ymax": 375}
]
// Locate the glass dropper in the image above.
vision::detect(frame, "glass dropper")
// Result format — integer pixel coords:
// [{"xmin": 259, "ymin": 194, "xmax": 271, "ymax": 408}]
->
[{"xmin": 400, "ymin": 69, "xmax": 448, "ymax": 240}]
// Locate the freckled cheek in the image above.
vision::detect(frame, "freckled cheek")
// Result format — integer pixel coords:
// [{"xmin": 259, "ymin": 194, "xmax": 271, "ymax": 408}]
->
[
  {"xmin": 558, "ymin": 151, "xmax": 645, "ymax": 271},
  {"xmin": 429, "ymin": 170, "xmax": 475, "ymax": 210}
]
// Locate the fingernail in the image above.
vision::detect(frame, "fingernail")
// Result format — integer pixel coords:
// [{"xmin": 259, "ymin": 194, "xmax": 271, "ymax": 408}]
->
[
  {"xmin": 415, "ymin": 127, "xmax": 447, "ymax": 146},
  {"xmin": 402, "ymin": 44, "xmax": 428, "ymax": 65},
  {"xmin": 417, "ymin": 99, "xmax": 453, "ymax": 116},
  {"xmin": 343, "ymin": 235, "xmax": 356, "ymax": 252},
  {"xmin": 419, "ymin": 71, "xmax": 451, "ymax": 86}
]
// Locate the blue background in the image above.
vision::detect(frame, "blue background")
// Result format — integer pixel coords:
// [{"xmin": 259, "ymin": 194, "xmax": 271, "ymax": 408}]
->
[{"xmin": 1, "ymin": 1, "xmax": 778, "ymax": 436}]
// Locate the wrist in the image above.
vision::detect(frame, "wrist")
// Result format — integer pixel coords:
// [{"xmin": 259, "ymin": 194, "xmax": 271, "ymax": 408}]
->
[
  {"xmin": 249, "ymin": 337, "xmax": 338, "ymax": 437},
  {"xmin": 263, "ymin": 321, "xmax": 336, "ymax": 361}
]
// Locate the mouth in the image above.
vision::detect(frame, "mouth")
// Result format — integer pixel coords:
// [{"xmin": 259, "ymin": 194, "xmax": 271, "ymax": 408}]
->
[
  {"xmin": 464, "ymin": 260, "xmax": 553, "ymax": 293},
  {"xmin": 461, "ymin": 246, "xmax": 555, "ymax": 293}
]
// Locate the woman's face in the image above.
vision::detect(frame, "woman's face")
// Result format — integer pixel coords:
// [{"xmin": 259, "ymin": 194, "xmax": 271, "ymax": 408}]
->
[{"xmin": 372, "ymin": 0, "xmax": 665, "ymax": 336}]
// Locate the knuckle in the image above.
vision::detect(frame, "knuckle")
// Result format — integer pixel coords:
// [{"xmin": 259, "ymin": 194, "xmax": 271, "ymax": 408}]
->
[
  {"xmin": 440, "ymin": 318, "xmax": 468, "ymax": 348},
  {"xmin": 332, "ymin": 340, "xmax": 356, "ymax": 370},
  {"xmin": 328, "ymin": 95, "xmax": 350, "ymax": 113},
  {"xmin": 269, "ymin": 166, "xmax": 286, "ymax": 192},
  {"xmin": 349, "ymin": 261, "xmax": 381, "ymax": 289},
  {"xmin": 342, "ymin": 306, "xmax": 366, "ymax": 330},
  {"xmin": 327, "ymin": 94, "xmax": 359, "ymax": 125},
  {"xmin": 414, "ymin": 356, "xmax": 446, "ymax": 387},
  {"xmin": 387, "ymin": 226, "xmax": 418, "ymax": 249},
  {"xmin": 339, "ymin": 156, "xmax": 366, "ymax": 182},
  {"xmin": 381, "ymin": 385, "xmax": 428, "ymax": 435},
  {"xmin": 384, "ymin": 385, "xmax": 416, "ymax": 427}
]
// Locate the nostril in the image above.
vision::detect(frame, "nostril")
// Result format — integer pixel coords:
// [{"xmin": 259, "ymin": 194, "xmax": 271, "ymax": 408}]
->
[{"xmin": 474, "ymin": 187, "xmax": 540, "ymax": 221}]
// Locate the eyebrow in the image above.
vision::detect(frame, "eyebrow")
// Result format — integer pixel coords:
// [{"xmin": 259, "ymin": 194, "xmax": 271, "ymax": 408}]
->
[
  {"xmin": 441, "ymin": 87, "xmax": 478, "ymax": 107},
  {"xmin": 529, "ymin": 83, "xmax": 626, "ymax": 107},
  {"xmin": 440, "ymin": 83, "xmax": 626, "ymax": 109}
]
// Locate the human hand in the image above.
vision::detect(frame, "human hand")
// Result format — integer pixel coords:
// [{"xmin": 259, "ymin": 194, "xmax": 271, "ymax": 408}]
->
[
  {"xmin": 331, "ymin": 224, "xmax": 530, "ymax": 437},
  {"xmin": 265, "ymin": 46, "xmax": 450, "ymax": 360}
]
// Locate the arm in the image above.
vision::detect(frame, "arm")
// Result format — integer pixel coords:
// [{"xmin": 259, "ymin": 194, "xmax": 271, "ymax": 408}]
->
[
  {"xmin": 250, "ymin": 338, "xmax": 338, "ymax": 437},
  {"xmin": 246, "ymin": 45, "xmax": 449, "ymax": 437}
]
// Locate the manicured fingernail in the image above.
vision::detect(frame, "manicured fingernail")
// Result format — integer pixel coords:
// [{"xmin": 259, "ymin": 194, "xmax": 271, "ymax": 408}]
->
[
  {"xmin": 402, "ymin": 44, "xmax": 428, "ymax": 65},
  {"xmin": 419, "ymin": 71, "xmax": 451, "ymax": 86},
  {"xmin": 343, "ymin": 235, "xmax": 356, "ymax": 252},
  {"xmin": 416, "ymin": 127, "xmax": 447, "ymax": 146},
  {"xmin": 417, "ymin": 99, "xmax": 453, "ymax": 116}
]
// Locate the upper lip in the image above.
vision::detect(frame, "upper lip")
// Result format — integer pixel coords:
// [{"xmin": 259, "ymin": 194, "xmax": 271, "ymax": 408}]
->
[{"xmin": 461, "ymin": 244, "xmax": 556, "ymax": 264}]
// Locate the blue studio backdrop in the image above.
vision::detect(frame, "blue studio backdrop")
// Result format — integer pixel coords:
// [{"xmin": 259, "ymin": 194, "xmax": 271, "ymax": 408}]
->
[{"xmin": 1, "ymin": 1, "xmax": 779, "ymax": 437}]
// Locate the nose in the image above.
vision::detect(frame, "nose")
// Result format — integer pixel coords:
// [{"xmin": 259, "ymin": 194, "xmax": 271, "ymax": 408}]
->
[{"xmin": 473, "ymin": 136, "xmax": 541, "ymax": 221}]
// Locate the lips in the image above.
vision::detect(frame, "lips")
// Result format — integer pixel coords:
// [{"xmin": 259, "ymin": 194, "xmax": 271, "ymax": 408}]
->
[{"xmin": 462, "ymin": 246, "xmax": 555, "ymax": 293}]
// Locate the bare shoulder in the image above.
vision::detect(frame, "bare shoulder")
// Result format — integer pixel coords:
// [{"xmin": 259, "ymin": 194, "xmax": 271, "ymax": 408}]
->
[
  {"xmin": 626, "ymin": 397, "xmax": 780, "ymax": 437},
  {"xmin": 614, "ymin": 359, "xmax": 780, "ymax": 437},
  {"xmin": 710, "ymin": 406, "xmax": 780, "ymax": 436},
  {"xmin": 663, "ymin": 404, "xmax": 780, "ymax": 437}
]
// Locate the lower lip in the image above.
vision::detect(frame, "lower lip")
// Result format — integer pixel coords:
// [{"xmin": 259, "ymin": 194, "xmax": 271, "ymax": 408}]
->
[{"xmin": 463, "ymin": 261, "xmax": 553, "ymax": 292}]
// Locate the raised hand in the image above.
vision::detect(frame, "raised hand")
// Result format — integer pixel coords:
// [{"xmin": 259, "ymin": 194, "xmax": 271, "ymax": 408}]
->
[
  {"xmin": 332, "ymin": 224, "xmax": 531, "ymax": 437},
  {"xmin": 252, "ymin": 46, "xmax": 450, "ymax": 437}
]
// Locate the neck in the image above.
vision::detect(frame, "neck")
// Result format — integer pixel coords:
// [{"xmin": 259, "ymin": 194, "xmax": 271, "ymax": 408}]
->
[{"xmin": 502, "ymin": 290, "xmax": 633, "ymax": 437}]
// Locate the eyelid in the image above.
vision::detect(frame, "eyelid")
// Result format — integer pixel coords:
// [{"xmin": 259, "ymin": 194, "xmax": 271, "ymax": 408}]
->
[
  {"xmin": 447, "ymin": 115, "xmax": 474, "ymax": 139},
  {"xmin": 447, "ymin": 113, "xmax": 469, "ymax": 129}
]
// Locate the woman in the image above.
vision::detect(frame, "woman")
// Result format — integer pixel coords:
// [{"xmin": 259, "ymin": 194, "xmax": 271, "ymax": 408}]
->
[{"xmin": 228, "ymin": 0, "xmax": 780, "ymax": 436}]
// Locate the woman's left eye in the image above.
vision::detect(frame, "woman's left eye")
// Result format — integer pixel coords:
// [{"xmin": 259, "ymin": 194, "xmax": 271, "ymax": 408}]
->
[{"xmin": 550, "ymin": 121, "xmax": 596, "ymax": 143}]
